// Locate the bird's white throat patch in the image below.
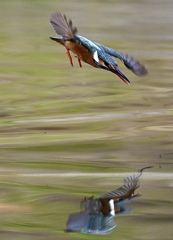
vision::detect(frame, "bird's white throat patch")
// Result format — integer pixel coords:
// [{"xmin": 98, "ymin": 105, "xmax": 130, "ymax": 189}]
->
[{"xmin": 93, "ymin": 51, "xmax": 99, "ymax": 63}]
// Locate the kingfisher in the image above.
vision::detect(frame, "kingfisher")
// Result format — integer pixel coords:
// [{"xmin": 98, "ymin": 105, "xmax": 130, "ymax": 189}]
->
[
  {"xmin": 66, "ymin": 166, "xmax": 153, "ymax": 234},
  {"xmin": 49, "ymin": 13, "xmax": 148, "ymax": 85}
]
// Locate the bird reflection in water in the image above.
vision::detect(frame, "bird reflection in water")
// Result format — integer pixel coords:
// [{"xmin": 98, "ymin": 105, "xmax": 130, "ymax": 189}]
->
[{"xmin": 66, "ymin": 166, "xmax": 153, "ymax": 234}]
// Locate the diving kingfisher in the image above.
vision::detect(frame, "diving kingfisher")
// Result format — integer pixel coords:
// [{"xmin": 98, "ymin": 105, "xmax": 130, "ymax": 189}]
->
[{"xmin": 49, "ymin": 12, "xmax": 148, "ymax": 85}]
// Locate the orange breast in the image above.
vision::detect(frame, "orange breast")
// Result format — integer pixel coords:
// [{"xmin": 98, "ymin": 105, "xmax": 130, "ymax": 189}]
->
[{"xmin": 64, "ymin": 41, "xmax": 97, "ymax": 67}]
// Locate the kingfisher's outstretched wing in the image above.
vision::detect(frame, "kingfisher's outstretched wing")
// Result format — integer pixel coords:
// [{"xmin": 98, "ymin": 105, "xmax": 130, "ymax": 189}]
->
[
  {"xmin": 94, "ymin": 42, "xmax": 148, "ymax": 76},
  {"xmin": 50, "ymin": 12, "xmax": 78, "ymax": 38}
]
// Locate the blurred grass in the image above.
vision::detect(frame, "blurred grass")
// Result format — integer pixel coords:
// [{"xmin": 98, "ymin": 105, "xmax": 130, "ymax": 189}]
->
[{"xmin": 0, "ymin": 0, "xmax": 173, "ymax": 240}]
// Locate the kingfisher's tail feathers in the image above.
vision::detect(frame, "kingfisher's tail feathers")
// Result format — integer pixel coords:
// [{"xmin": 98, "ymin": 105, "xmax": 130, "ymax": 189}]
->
[
  {"xmin": 49, "ymin": 36, "xmax": 66, "ymax": 45},
  {"xmin": 50, "ymin": 12, "xmax": 78, "ymax": 38}
]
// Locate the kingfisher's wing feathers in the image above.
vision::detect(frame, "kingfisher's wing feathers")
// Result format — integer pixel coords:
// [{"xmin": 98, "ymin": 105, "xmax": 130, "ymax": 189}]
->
[
  {"xmin": 76, "ymin": 35, "xmax": 101, "ymax": 52},
  {"xmin": 94, "ymin": 42, "xmax": 123, "ymax": 60},
  {"xmin": 94, "ymin": 42, "xmax": 148, "ymax": 76},
  {"xmin": 50, "ymin": 12, "xmax": 78, "ymax": 38},
  {"xmin": 99, "ymin": 174, "xmax": 140, "ymax": 200},
  {"xmin": 97, "ymin": 50, "xmax": 118, "ymax": 66},
  {"xmin": 99, "ymin": 167, "xmax": 153, "ymax": 200}
]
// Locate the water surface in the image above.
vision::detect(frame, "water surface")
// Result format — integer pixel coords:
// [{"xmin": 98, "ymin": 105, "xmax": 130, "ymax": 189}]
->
[{"xmin": 0, "ymin": 0, "xmax": 173, "ymax": 239}]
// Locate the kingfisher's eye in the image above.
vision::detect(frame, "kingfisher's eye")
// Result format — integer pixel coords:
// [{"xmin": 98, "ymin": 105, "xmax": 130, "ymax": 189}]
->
[{"xmin": 104, "ymin": 61, "xmax": 109, "ymax": 67}]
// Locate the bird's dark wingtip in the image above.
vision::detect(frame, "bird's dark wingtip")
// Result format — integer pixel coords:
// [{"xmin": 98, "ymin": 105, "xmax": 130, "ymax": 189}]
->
[
  {"xmin": 122, "ymin": 54, "xmax": 148, "ymax": 77},
  {"xmin": 136, "ymin": 65, "xmax": 148, "ymax": 77}
]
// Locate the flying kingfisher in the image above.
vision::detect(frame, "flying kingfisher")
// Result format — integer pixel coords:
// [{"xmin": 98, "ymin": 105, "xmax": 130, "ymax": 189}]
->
[
  {"xmin": 66, "ymin": 166, "xmax": 153, "ymax": 234},
  {"xmin": 49, "ymin": 13, "xmax": 148, "ymax": 85}
]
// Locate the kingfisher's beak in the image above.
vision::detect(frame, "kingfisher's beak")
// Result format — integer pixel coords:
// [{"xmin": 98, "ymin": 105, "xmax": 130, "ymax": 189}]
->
[
  {"xmin": 93, "ymin": 51, "xmax": 130, "ymax": 85},
  {"xmin": 113, "ymin": 67, "xmax": 131, "ymax": 85}
]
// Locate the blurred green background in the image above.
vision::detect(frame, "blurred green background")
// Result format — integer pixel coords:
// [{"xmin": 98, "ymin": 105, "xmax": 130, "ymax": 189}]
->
[{"xmin": 0, "ymin": 0, "xmax": 173, "ymax": 239}]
